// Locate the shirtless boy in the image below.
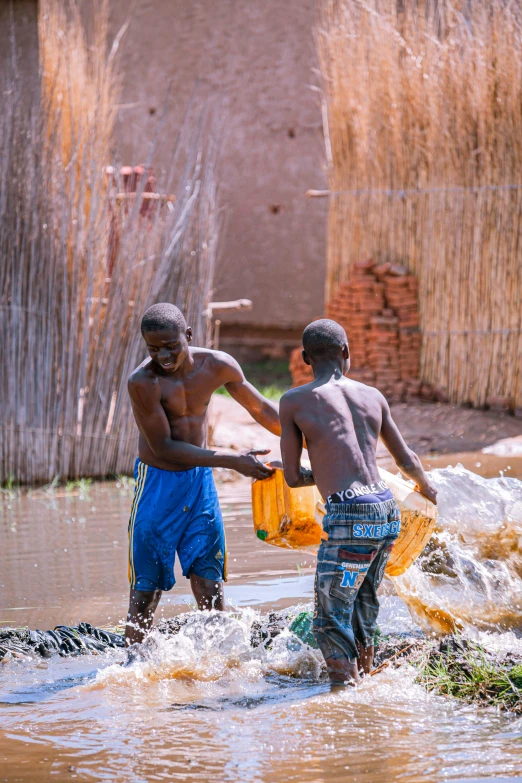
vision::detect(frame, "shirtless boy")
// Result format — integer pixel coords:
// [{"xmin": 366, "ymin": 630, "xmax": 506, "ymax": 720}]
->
[
  {"xmin": 125, "ymin": 302, "xmax": 280, "ymax": 645},
  {"xmin": 279, "ymin": 319, "xmax": 437, "ymax": 684}
]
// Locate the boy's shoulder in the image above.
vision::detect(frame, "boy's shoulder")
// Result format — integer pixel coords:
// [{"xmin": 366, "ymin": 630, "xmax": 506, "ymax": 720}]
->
[
  {"xmin": 281, "ymin": 376, "xmax": 386, "ymax": 405},
  {"xmin": 345, "ymin": 376, "xmax": 383, "ymax": 394},
  {"xmin": 190, "ymin": 347, "xmax": 237, "ymax": 370},
  {"xmin": 128, "ymin": 360, "xmax": 162, "ymax": 397},
  {"xmin": 128, "ymin": 359, "xmax": 155, "ymax": 386},
  {"xmin": 190, "ymin": 346, "xmax": 237, "ymax": 367},
  {"xmin": 342, "ymin": 377, "xmax": 388, "ymax": 410},
  {"xmin": 191, "ymin": 348, "xmax": 245, "ymax": 386},
  {"xmin": 280, "ymin": 382, "xmax": 315, "ymax": 408}
]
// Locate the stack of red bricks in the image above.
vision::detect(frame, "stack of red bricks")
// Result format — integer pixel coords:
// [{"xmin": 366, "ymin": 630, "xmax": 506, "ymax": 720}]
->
[
  {"xmin": 289, "ymin": 344, "xmax": 314, "ymax": 387},
  {"xmin": 289, "ymin": 260, "xmax": 429, "ymax": 402}
]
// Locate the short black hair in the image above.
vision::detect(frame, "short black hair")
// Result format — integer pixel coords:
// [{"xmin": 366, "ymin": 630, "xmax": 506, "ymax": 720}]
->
[
  {"xmin": 302, "ymin": 318, "xmax": 348, "ymax": 359},
  {"xmin": 140, "ymin": 303, "xmax": 187, "ymax": 334}
]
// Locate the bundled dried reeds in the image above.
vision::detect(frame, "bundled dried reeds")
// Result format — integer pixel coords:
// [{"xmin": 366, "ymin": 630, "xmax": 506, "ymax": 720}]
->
[
  {"xmin": 0, "ymin": 1, "xmax": 221, "ymax": 483},
  {"xmin": 317, "ymin": 0, "xmax": 522, "ymax": 410}
]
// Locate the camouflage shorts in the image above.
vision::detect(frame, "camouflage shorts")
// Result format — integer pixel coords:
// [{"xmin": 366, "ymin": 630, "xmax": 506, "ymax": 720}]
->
[{"xmin": 313, "ymin": 498, "xmax": 401, "ymax": 663}]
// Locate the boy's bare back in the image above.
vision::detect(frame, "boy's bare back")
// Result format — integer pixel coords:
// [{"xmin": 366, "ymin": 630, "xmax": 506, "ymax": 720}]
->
[
  {"xmin": 280, "ymin": 376, "xmax": 387, "ymax": 500},
  {"xmin": 280, "ymin": 320, "xmax": 437, "ymax": 505}
]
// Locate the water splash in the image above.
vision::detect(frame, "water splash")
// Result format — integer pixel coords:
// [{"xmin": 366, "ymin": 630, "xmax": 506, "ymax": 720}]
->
[
  {"xmin": 92, "ymin": 608, "xmax": 324, "ymax": 700},
  {"xmin": 392, "ymin": 465, "xmax": 522, "ymax": 634},
  {"xmin": 92, "ymin": 465, "xmax": 522, "ymax": 697}
]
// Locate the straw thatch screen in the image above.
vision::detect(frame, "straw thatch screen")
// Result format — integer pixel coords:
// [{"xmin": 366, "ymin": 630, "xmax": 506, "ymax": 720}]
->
[
  {"xmin": 0, "ymin": 1, "xmax": 221, "ymax": 484},
  {"xmin": 318, "ymin": 0, "xmax": 522, "ymax": 411}
]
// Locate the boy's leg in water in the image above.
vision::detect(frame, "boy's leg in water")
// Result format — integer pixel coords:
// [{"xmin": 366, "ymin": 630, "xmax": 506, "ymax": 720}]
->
[
  {"xmin": 180, "ymin": 473, "xmax": 226, "ymax": 611},
  {"xmin": 324, "ymin": 655, "xmax": 360, "ymax": 685},
  {"xmin": 125, "ymin": 588, "xmax": 162, "ymax": 646},
  {"xmin": 190, "ymin": 573, "xmax": 225, "ymax": 610},
  {"xmin": 356, "ymin": 641, "xmax": 374, "ymax": 675},
  {"xmin": 313, "ymin": 550, "xmax": 361, "ymax": 686},
  {"xmin": 352, "ymin": 538, "xmax": 397, "ymax": 674}
]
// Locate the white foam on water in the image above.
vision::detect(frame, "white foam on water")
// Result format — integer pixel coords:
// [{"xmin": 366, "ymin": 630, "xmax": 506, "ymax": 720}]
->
[
  {"xmin": 474, "ymin": 629, "xmax": 522, "ymax": 658},
  {"xmin": 392, "ymin": 465, "xmax": 522, "ymax": 633},
  {"xmin": 341, "ymin": 663, "xmax": 435, "ymax": 707},
  {"xmin": 431, "ymin": 464, "xmax": 522, "ymax": 540},
  {"xmin": 92, "ymin": 608, "xmax": 324, "ymax": 698}
]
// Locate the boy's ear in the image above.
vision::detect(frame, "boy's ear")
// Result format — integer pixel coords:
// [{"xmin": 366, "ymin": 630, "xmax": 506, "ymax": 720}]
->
[
  {"xmin": 342, "ymin": 344, "xmax": 349, "ymax": 360},
  {"xmin": 186, "ymin": 326, "xmax": 193, "ymax": 342},
  {"xmin": 302, "ymin": 349, "xmax": 311, "ymax": 366}
]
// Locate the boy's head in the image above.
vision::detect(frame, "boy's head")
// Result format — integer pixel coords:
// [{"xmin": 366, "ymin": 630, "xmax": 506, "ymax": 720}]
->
[
  {"xmin": 141, "ymin": 302, "xmax": 192, "ymax": 373},
  {"xmin": 302, "ymin": 318, "xmax": 349, "ymax": 371}
]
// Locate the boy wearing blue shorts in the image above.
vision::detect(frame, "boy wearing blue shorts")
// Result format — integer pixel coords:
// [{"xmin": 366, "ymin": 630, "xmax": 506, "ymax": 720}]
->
[
  {"xmin": 126, "ymin": 303, "xmax": 280, "ymax": 646},
  {"xmin": 279, "ymin": 319, "xmax": 437, "ymax": 684}
]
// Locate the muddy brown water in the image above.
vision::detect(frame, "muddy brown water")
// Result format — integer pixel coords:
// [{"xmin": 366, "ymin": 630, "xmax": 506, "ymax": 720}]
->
[{"xmin": 1, "ymin": 459, "xmax": 522, "ymax": 783}]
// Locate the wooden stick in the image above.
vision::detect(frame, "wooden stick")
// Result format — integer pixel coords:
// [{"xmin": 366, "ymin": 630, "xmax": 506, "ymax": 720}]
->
[
  {"xmin": 306, "ymin": 190, "xmax": 331, "ymax": 198},
  {"xmin": 370, "ymin": 643, "xmax": 416, "ymax": 677}
]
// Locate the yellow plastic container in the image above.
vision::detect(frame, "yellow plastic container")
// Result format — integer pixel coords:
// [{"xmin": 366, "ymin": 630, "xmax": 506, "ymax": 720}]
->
[
  {"xmin": 377, "ymin": 468, "xmax": 438, "ymax": 576},
  {"xmin": 252, "ymin": 466, "xmax": 326, "ymax": 551},
  {"xmin": 252, "ymin": 466, "xmax": 437, "ymax": 575}
]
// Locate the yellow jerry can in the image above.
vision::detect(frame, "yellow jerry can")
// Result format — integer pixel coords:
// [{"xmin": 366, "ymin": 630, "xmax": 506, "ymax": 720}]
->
[
  {"xmin": 252, "ymin": 466, "xmax": 437, "ymax": 575},
  {"xmin": 251, "ymin": 466, "xmax": 326, "ymax": 552},
  {"xmin": 377, "ymin": 468, "xmax": 438, "ymax": 576}
]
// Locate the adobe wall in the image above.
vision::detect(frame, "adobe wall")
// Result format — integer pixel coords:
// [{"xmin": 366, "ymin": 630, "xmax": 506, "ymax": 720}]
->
[
  {"xmin": 2, "ymin": 0, "xmax": 327, "ymax": 354},
  {"xmin": 106, "ymin": 0, "xmax": 327, "ymax": 353},
  {"xmin": 0, "ymin": 1, "xmax": 39, "ymax": 97}
]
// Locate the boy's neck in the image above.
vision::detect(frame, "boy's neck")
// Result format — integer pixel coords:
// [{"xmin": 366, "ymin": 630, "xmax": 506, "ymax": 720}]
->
[
  {"xmin": 310, "ymin": 358, "xmax": 346, "ymax": 380},
  {"xmin": 174, "ymin": 349, "xmax": 195, "ymax": 377}
]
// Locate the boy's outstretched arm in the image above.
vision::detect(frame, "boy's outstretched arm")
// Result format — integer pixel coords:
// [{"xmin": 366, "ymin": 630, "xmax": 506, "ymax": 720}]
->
[
  {"xmin": 279, "ymin": 392, "xmax": 315, "ymax": 488},
  {"xmin": 222, "ymin": 355, "xmax": 281, "ymax": 436},
  {"xmin": 379, "ymin": 396, "xmax": 437, "ymax": 504},
  {"xmin": 129, "ymin": 376, "xmax": 274, "ymax": 480}
]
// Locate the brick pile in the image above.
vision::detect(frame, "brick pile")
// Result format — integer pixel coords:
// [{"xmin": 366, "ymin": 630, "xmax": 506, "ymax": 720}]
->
[
  {"xmin": 289, "ymin": 346, "xmax": 314, "ymax": 387},
  {"xmin": 289, "ymin": 260, "xmax": 432, "ymax": 402}
]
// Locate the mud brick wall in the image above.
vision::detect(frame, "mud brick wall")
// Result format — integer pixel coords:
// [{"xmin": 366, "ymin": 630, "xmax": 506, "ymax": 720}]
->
[
  {"xmin": 289, "ymin": 261, "xmax": 429, "ymax": 402},
  {"xmin": 289, "ymin": 345, "xmax": 314, "ymax": 387}
]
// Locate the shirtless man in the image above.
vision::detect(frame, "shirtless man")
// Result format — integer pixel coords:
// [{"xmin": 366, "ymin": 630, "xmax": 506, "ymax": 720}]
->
[
  {"xmin": 279, "ymin": 319, "xmax": 437, "ymax": 685},
  {"xmin": 125, "ymin": 302, "xmax": 280, "ymax": 645}
]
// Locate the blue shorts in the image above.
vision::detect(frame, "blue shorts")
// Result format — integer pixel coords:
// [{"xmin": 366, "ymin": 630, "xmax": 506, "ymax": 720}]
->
[
  {"xmin": 313, "ymin": 497, "xmax": 401, "ymax": 663},
  {"xmin": 128, "ymin": 459, "xmax": 227, "ymax": 592}
]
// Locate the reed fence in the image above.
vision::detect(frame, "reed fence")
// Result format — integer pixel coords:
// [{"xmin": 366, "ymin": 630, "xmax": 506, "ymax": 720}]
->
[
  {"xmin": 0, "ymin": 1, "xmax": 221, "ymax": 484},
  {"xmin": 317, "ymin": 0, "xmax": 522, "ymax": 411}
]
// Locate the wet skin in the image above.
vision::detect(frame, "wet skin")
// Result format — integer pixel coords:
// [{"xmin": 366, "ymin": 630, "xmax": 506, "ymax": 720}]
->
[
  {"xmin": 279, "ymin": 343, "xmax": 437, "ymax": 683},
  {"xmin": 125, "ymin": 326, "xmax": 281, "ymax": 645}
]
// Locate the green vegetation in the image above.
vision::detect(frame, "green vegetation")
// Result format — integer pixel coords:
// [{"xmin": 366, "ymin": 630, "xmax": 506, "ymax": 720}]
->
[
  {"xmin": 419, "ymin": 637, "xmax": 522, "ymax": 713},
  {"xmin": 215, "ymin": 359, "xmax": 292, "ymax": 402},
  {"xmin": 115, "ymin": 474, "xmax": 135, "ymax": 493},
  {"xmin": 1, "ymin": 475, "xmax": 100, "ymax": 500},
  {"xmin": 372, "ymin": 633, "xmax": 522, "ymax": 712},
  {"xmin": 1, "ymin": 475, "xmax": 17, "ymax": 498},
  {"xmin": 65, "ymin": 478, "xmax": 93, "ymax": 495}
]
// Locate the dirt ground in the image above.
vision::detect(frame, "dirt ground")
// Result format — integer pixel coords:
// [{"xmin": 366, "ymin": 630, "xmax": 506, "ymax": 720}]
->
[{"xmin": 209, "ymin": 394, "xmax": 522, "ymax": 466}]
